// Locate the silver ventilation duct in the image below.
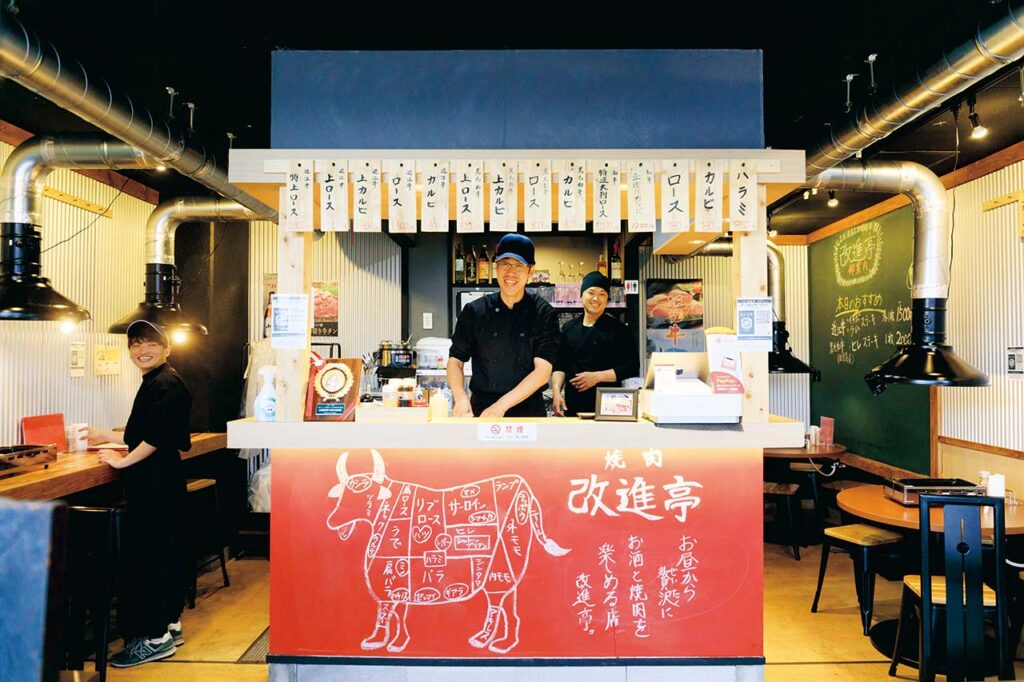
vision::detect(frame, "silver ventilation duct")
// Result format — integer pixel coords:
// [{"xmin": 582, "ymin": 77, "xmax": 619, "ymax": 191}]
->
[
  {"xmin": 807, "ymin": 2, "xmax": 1024, "ymax": 175},
  {"xmin": 0, "ymin": 10, "xmax": 277, "ymax": 222},
  {"xmin": 110, "ymin": 198, "xmax": 262, "ymax": 335},
  {"xmin": 0, "ymin": 135, "xmax": 154, "ymax": 323},
  {"xmin": 811, "ymin": 162, "xmax": 988, "ymax": 394},
  {"xmin": 692, "ymin": 239, "xmax": 819, "ymax": 380}
]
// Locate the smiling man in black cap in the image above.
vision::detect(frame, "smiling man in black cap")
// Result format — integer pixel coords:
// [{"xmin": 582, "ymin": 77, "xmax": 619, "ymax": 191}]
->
[
  {"xmin": 448, "ymin": 233, "xmax": 560, "ymax": 418},
  {"xmin": 551, "ymin": 271, "xmax": 639, "ymax": 417}
]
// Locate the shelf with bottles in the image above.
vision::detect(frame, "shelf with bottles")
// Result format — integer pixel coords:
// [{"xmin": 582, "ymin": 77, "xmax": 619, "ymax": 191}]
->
[{"xmin": 450, "ymin": 232, "xmax": 625, "ymax": 288}]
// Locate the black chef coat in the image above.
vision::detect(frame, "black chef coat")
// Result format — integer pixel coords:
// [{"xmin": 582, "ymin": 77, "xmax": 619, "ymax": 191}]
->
[
  {"xmin": 555, "ymin": 313, "xmax": 639, "ymax": 416},
  {"xmin": 449, "ymin": 291, "xmax": 560, "ymax": 417},
  {"xmin": 122, "ymin": 362, "xmax": 192, "ymax": 506}
]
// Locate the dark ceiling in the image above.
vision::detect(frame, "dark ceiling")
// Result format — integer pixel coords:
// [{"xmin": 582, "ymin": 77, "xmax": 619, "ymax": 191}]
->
[{"xmin": 2, "ymin": 0, "xmax": 1021, "ymax": 234}]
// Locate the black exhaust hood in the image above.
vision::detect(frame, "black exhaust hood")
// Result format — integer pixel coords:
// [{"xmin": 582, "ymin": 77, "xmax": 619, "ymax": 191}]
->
[
  {"xmin": 769, "ymin": 321, "xmax": 821, "ymax": 381},
  {"xmin": 0, "ymin": 222, "xmax": 90, "ymax": 323},
  {"xmin": 109, "ymin": 262, "xmax": 207, "ymax": 335}
]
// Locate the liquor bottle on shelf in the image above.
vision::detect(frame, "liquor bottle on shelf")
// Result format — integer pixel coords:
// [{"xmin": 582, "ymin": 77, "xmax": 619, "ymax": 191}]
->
[
  {"xmin": 610, "ymin": 240, "xmax": 623, "ymax": 284},
  {"xmin": 466, "ymin": 246, "xmax": 477, "ymax": 284},
  {"xmin": 492, "ymin": 244, "xmax": 499, "ymax": 284},
  {"xmin": 477, "ymin": 245, "xmax": 490, "ymax": 284},
  {"xmin": 454, "ymin": 241, "xmax": 465, "ymax": 284},
  {"xmin": 597, "ymin": 251, "xmax": 608, "ymax": 277}
]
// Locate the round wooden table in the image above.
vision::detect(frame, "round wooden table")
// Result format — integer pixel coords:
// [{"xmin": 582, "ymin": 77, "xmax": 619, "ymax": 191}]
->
[
  {"xmin": 837, "ymin": 484, "xmax": 1024, "ymax": 535},
  {"xmin": 763, "ymin": 443, "xmax": 846, "ymax": 459}
]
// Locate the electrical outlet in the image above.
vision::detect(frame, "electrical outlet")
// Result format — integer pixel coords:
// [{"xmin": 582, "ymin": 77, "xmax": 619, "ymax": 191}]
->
[{"xmin": 422, "ymin": 312, "xmax": 433, "ymax": 330}]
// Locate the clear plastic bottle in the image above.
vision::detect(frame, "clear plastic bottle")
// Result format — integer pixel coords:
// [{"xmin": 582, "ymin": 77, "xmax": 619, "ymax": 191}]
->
[{"xmin": 254, "ymin": 366, "xmax": 277, "ymax": 421}]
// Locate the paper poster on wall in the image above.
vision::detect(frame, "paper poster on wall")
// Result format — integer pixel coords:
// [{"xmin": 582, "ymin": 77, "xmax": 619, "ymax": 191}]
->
[
  {"xmin": 70, "ymin": 341, "xmax": 86, "ymax": 378},
  {"xmin": 419, "ymin": 160, "xmax": 450, "ymax": 232},
  {"xmin": 1009, "ymin": 346, "xmax": 1023, "ymax": 381},
  {"xmin": 660, "ymin": 160, "xmax": 690, "ymax": 233},
  {"xmin": 317, "ymin": 159, "xmax": 349, "ymax": 232},
  {"xmin": 486, "ymin": 161, "xmax": 518, "ymax": 232},
  {"xmin": 735, "ymin": 297, "xmax": 773, "ymax": 351},
  {"xmin": 94, "ymin": 345, "xmax": 121, "ymax": 376},
  {"xmin": 263, "ymin": 274, "xmax": 339, "ymax": 337},
  {"xmin": 645, "ymin": 279, "xmax": 704, "ymax": 353},
  {"xmin": 271, "ymin": 294, "xmax": 310, "ymax": 350},
  {"xmin": 557, "ymin": 160, "xmax": 587, "ymax": 232}
]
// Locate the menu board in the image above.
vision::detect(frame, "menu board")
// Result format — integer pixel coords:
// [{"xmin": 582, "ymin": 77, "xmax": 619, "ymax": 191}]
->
[{"xmin": 808, "ymin": 207, "xmax": 929, "ymax": 473}]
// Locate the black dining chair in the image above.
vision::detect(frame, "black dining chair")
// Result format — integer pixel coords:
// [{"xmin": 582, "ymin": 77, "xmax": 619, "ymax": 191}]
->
[{"xmin": 888, "ymin": 493, "xmax": 1013, "ymax": 682}]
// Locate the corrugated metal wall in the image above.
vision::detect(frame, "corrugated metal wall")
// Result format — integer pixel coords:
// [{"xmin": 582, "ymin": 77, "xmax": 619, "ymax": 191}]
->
[
  {"xmin": 247, "ymin": 222, "xmax": 402, "ymax": 357},
  {"xmin": 941, "ymin": 162, "xmax": 1024, "ymax": 451},
  {"xmin": 638, "ymin": 243, "xmax": 811, "ymax": 427},
  {"xmin": 0, "ymin": 139, "xmax": 156, "ymax": 443}
]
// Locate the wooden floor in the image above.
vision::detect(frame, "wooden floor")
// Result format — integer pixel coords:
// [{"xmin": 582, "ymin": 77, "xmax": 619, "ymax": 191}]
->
[{"xmin": 89, "ymin": 546, "xmax": 1022, "ymax": 681}]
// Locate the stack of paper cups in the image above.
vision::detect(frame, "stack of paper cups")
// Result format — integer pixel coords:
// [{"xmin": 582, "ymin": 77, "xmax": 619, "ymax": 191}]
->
[
  {"xmin": 808, "ymin": 426, "xmax": 820, "ymax": 445},
  {"xmin": 987, "ymin": 474, "xmax": 1007, "ymax": 498}
]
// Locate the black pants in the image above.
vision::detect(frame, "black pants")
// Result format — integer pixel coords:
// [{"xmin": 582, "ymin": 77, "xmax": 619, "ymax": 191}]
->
[
  {"xmin": 471, "ymin": 391, "xmax": 546, "ymax": 417},
  {"xmin": 118, "ymin": 498, "xmax": 184, "ymax": 639}
]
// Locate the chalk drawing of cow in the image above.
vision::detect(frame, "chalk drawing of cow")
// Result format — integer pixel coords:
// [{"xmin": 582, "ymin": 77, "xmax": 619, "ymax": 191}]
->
[{"xmin": 326, "ymin": 449, "xmax": 570, "ymax": 654}]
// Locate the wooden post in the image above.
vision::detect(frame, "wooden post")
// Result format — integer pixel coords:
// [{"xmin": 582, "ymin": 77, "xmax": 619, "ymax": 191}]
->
[
  {"xmin": 275, "ymin": 189, "xmax": 313, "ymax": 422},
  {"xmin": 731, "ymin": 184, "xmax": 769, "ymax": 423}
]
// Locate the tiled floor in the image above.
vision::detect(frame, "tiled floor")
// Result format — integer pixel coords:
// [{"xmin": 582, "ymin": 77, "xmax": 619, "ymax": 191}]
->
[{"xmin": 90, "ymin": 544, "xmax": 1022, "ymax": 680}]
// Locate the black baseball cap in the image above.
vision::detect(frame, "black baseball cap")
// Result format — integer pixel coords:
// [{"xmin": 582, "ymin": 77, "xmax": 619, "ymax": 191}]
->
[{"xmin": 494, "ymin": 234, "xmax": 536, "ymax": 266}]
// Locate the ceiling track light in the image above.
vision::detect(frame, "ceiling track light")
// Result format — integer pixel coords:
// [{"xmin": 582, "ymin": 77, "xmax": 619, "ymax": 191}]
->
[
  {"xmin": 967, "ymin": 95, "xmax": 988, "ymax": 140},
  {"xmin": 827, "ymin": 190, "xmax": 839, "ymax": 208}
]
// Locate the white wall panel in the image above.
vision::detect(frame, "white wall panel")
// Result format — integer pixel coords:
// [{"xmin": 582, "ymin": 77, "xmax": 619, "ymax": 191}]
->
[
  {"xmin": 941, "ymin": 163, "xmax": 1024, "ymax": 451},
  {"xmin": 0, "ymin": 140, "xmax": 156, "ymax": 444},
  {"xmin": 0, "ymin": 323, "xmax": 141, "ymax": 445},
  {"xmin": 637, "ymin": 243, "xmax": 811, "ymax": 427},
  {"xmin": 247, "ymin": 222, "xmax": 402, "ymax": 358}
]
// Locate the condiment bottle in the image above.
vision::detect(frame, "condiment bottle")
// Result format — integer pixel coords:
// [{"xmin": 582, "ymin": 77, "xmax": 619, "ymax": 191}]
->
[
  {"xmin": 454, "ymin": 242, "xmax": 465, "ymax": 284},
  {"xmin": 429, "ymin": 391, "xmax": 449, "ymax": 420}
]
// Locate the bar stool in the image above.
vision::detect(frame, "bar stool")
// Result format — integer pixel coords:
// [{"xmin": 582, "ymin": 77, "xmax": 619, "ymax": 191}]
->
[
  {"xmin": 763, "ymin": 481, "xmax": 801, "ymax": 560},
  {"xmin": 185, "ymin": 478, "xmax": 230, "ymax": 609},
  {"xmin": 811, "ymin": 523, "xmax": 903, "ymax": 635},
  {"xmin": 62, "ymin": 506, "xmax": 118, "ymax": 682},
  {"xmin": 789, "ymin": 461, "xmax": 826, "ymax": 539}
]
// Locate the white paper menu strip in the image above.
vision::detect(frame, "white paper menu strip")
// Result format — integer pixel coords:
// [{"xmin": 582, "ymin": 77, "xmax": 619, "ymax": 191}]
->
[
  {"xmin": 729, "ymin": 160, "xmax": 758, "ymax": 232},
  {"xmin": 455, "ymin": 161, "xmax": 485, "ymax": 233},
  {"xmin": 695, "ymin": 160, "xmax": 724, "ymax": 233},
  {"xmin": 316, "ymin": 159, "xmax": 349, "ymax": 232},
  {"xmin": 487, "ymin": 160, "xmax": 518, "ymax": 232},
  {"xmin": 627, "ymin": 161, "xmax": 656, "ymax": 233},
  {"xmin": 523, "ymin": 160, "xmax": 552, "ymax": 232},
  {"xmin": 385, "ymin": 160, "xmax": 417, "ymax": 234},
  {"xmin": 284, "ymin": 159, "xmax": 314, "ymax": 232},
  {"xmin": 418, "ymin": 160, "xmax": 450, "ymax": 232},
  {"xmin": 352, "ymin": 160, "xmax": 382, "ymax": 232},
  {"xmin": 591, "ymin": 161, "xmax": 621, "ymax": 234},
  {"xmin": 557, "ymin": 160, "xmax": 587, "ymax": 232},
  {"xmin": 660, "ymin": 159, "xmax": 690, "ymax": 233}
]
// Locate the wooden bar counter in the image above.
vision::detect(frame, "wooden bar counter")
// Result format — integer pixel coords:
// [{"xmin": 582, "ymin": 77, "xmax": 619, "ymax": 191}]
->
[
  {"xmin": 229, "ymin": 416, "xmax": 802, "ymax": 682},
  {"xmin": 0, "ymin": 433, "xmax": 226, "ymax": 501}
]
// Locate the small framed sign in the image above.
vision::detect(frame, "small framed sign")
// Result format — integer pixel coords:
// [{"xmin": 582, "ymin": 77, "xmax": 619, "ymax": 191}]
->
[{"xmin": 595, "ymin": 387, "xmax": 639, "ymax": 422}]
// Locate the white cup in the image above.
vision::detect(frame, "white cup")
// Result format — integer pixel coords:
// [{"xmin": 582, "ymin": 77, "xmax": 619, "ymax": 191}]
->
[
  {"xmin": 988, "ymin": 473, "xmax": 1007, "ymax": 498},
  {"xmin": 70, "ymin": 423, "xmax": 89, "ymax": 452}
]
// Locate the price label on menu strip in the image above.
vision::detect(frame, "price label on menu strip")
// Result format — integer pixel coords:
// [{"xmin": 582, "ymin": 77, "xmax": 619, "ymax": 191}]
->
[{"xmin": 477, "ymin": 423, "xmax": 538, "ymax": 442}]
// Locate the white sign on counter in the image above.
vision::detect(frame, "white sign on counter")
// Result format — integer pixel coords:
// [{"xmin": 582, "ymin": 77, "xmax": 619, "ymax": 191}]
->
[
  {"xmin": 478, "ymin": 422, "xmax": 538, "ymax": 442},
  {"xmin": 270, "ymin": 294, "xmax": 310, "ymax": 350},
  {"xmin": 736, "ymin": 297, "xmax": 773, "ymax": 351}
]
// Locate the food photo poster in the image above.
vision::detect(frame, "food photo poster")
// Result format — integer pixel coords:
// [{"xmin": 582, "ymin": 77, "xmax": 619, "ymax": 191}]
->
[{"xmin": 645, "ymin": 279, "xmax": 704, "ymax": 353}]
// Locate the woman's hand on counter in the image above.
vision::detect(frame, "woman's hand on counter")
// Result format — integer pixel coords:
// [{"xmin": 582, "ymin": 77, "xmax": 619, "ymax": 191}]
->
[
  {"xmin": 81, "ymin": 426, "xmax": 124, "ymax": 445},
  {"xmin": 551, "ymin": 392, "xmax": 567, "ymax": 417},
  {"xmin": 97, "ymin": 449, "xmax": 127, "ymax": 469},
  {"xmin": 452, "ymin": 396, "xmax": 474, "ymax": 418},
  {"xmin": 480, "ymin": 403, "xmax": 507, "ymax": 419}
]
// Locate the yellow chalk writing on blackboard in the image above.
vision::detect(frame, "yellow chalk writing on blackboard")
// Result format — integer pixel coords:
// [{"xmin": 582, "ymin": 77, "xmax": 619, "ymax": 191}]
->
[{"xmin": 833, "ymin": 222, "xmax": 884, "ymax": 287}]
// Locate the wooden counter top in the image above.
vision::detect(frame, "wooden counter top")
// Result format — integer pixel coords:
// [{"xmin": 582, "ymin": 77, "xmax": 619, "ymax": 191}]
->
[
  {"xmin": 227, "ymin": 415, "xmax": 805, "ymax": 450},
  {"xmin": 0, "ymin": 433, "xmax": 226, "ymax": 501}
]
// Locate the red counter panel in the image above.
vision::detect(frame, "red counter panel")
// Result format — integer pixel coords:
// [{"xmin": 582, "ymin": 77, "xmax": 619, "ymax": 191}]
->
[{"xmin": 270, "ymin": 446, "xmax": 762, "ymax": 660}]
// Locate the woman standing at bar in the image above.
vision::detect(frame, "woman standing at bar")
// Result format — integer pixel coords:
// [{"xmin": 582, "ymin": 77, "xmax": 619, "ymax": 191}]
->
[{"xmin": 83, "ymin": 319, "xmax": 192, "ymax": 667}]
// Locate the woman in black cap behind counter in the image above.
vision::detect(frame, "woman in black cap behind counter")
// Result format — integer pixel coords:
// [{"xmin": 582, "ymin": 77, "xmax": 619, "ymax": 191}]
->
[
  {"xmin": 551, "ymin": 271, "xmax": 639, "ymax": 416},
  {"xmin": 82, "ymin": 319, "xmax": 192, "ymax": 667}
]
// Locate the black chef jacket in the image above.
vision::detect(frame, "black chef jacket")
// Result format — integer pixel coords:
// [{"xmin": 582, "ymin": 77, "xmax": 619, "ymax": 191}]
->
[
  {"xmin": 122, "ymin": 362, "xmax": 192, "ymax": 506},
  {"xmin": 449, "ymin": 291, "xmax": 560, "ymax": 417},
  {"xmin": 555, "ymin": 313, "xmax": 639, "ymax": 416}
]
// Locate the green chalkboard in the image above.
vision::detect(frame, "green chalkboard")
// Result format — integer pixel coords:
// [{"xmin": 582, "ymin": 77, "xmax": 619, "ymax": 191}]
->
[{"xmin": 809, "ymin": 207, "xmax": 930, "ymax": 474}]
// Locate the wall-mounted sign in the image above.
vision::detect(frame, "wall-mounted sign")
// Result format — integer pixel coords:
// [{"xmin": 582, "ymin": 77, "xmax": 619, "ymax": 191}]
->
[
  {"xmin": 69, "ymin": 341, "xmax": 86, "ymax": 378},
  {"xmin": 94, "ymin": 345, "xmax": 121, "ymax": 376}
]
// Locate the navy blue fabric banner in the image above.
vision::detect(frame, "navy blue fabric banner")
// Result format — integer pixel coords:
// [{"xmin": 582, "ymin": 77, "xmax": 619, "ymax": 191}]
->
[{"xmin": 272, "ymin": 50, "xmax": 763, "ymax": 149}]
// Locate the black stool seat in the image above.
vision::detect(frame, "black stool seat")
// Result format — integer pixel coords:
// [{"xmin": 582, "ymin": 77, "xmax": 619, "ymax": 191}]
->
[
  {"xmin": 185, "ymin": 478, "xmax": 229, "ymax": 609},
  {"xmin": 764, "ymin": 481, "xmax": 801, "ymax": 560},
  {"xmin": 811, "ymin": 523, "xmax": 902, "ymax": 636}
]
